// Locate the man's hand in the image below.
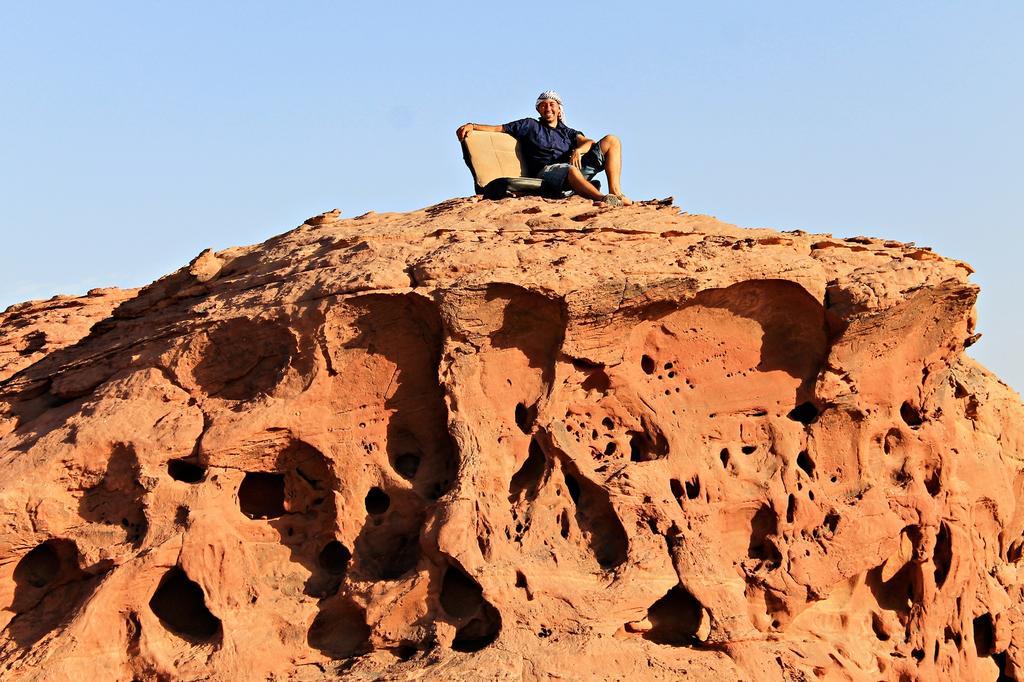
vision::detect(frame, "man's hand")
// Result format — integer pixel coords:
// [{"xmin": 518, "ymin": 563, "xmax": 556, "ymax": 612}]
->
[
  {"xmin": 457, "ymin": 123, "xmax": 503, "ymax": 140},
  {"xmin": 571, "ymin": 137, "xmax": 594, "ymax": 168}
]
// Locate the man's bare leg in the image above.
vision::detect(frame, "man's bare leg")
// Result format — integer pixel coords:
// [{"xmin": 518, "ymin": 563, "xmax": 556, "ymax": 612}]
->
[
  {"xmin": 598, "ymin": 134, "xmax": 632, "ymax": 205},
  {"xmin": 565, "ymin": 165, "xmax": 607, "ymax": 201}
]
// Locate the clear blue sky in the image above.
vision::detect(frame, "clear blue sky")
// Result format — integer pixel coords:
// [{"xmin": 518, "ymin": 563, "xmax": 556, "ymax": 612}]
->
[{"xmin": 1, "ymin": 2, "xmax": 1021, "ymax": 391}]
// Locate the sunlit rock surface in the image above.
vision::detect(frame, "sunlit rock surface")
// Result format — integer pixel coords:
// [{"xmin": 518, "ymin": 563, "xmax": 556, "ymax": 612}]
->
[{"xmin": 0, "ymin": 196, "xmax": 1021, "ymax": 681}]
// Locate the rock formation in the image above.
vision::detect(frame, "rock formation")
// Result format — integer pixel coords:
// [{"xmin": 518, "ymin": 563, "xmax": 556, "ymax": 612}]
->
[{"xmin": 0, "ymin": 196, "xmax": 1021, "ymax": 681}]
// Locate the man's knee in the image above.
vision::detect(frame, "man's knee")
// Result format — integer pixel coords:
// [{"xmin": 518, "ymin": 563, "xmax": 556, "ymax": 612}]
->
[{"xmin": 600, "ymin": 134, "xmax": 621, "ymax": 149}]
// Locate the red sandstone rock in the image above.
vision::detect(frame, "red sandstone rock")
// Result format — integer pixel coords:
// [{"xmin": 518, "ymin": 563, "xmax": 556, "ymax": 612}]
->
[
  {"xmin": 0, "ymin": 196, "xmax": 1020, "ymax": 680},
  {"xmin": 0, "ymin": 288, "xmax": 137, "ymax": 384}
]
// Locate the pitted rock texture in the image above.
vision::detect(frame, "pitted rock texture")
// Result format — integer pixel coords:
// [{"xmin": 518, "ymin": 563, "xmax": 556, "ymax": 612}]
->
[
  {"xmin": 0, "ymin": 288, "xmax": 136, "ymax": 383},
  {"xmin": 0, "ymin": 196, "xmax": 1021, "ymax": 681}
]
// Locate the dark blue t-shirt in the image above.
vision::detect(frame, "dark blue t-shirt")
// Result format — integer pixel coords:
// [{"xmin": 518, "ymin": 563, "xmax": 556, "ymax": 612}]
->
[{"xmin": 502, "ymin": 118, "xmax": 585, "ymax": 176}]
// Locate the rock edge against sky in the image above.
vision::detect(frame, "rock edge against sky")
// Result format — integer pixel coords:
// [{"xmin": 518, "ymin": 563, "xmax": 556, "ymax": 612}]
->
[{"xmin": 1, "ymin": 196, "xmax": 1022, "ymax": 681}]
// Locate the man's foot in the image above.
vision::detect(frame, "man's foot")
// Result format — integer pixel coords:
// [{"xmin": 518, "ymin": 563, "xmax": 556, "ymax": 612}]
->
[
  {"xmin": 614, "ymin": 193, "xmax": 633, "ymax": 206},
  {"xmin": 602, "ymin": 194, "xmax": 623, "ymax": 206}
]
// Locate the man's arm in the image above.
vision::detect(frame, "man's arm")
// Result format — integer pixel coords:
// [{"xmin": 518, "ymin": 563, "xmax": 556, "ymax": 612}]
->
[
  {"xmin": 569, "ymin": 134, "xmax": 595, "ymax": 168},
  {"xmin": 456, "ymin": 123, "xmax": 504, "ymax": 141}
]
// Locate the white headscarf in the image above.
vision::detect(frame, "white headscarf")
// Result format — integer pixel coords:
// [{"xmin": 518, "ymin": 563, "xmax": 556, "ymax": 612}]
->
[
  {"xmin": 536, "ymin": 90, "xmax": 563, "ymax": 106},
  {"xmin": 536, "ymin": 90, "xmax": 564, "ymax": 120}
]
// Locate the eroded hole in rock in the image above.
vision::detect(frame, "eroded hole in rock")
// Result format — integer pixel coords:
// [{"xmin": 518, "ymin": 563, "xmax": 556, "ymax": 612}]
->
[
  {"xmin": 786, "ymin": 494, "xmax": 797, "ymax": 524},
  {"xmin": 1009, "ymin": 534, "xmax": 1024, "ymax": 564},
  {"xmin": 307, "ymin": 596, "xmax": 371, "ymax": 659},
  {"xmin": 944, "ymin": 625, "xmax": 963, "ymax": 649},
  {"xmin": 974, "ymin": 613, "xmax": 995, "ymax": 657},
  {"xmin": 559, "ymin": 509, "xmax": 570, "ymax": 538},
  {"xmin": 867, "ymin": 563, "xmax": 916, "ymax": 614},
  {"xmin": 670, "ymin": 479, "xmax": 684, "ymax": 508},
  {"xmin": 562, "ymin": 465, "xmax": 628, "ymax": 569},
  {"xmin": 452, "ymin": 601, "xmax": 502, "ymax": 652},
  {"xmin": 644, "ymin": 584, "xmax": 705, "ymax": 646},
  {"xmin": 564, "ymin": 472, "xmax": 582, "ymax": 505},
  {"xmin": 641, "ymin": 355, "xmax": 656, "ymax": 375},
  {"xmin": 741, "ymin": 445, "xmax": 757, "ymax": 455},
  {"xmin": 571, "ymin": 357, "xmax": 601, "ymax": 370},
  {"xmin": 629, "ymin": 434, "xmax": 648, "ymax": 462},
  {"xmin": 148, "ymin": 567, "xmax": 222, "ymax": 642},
  {"xmin": 192, "ymin": 318, "xmax": 295, "ymax": 401},
  {"xmin": 9, "ymin": 539, "xmax": 95, "ymax": 648},
  {"xmin": 629, "ymin": 421, "xmax": 669, "ymax": 462},
  {"xmin": 748, "ymin": 506, "xmax": 781, "ymax": 563},
  {"xmin": 440, "ymin": 565, "xmax": 502, "ymax": 652},
  {"xmin": 393, "ymin": 453, "xmax": 421, "ymax": 480},
  {"xmin": 440, "ymin": 565, "xmax": 484, "ymax": 619},
  {"xmin": 365, "ymin": 487, "xmax": 391, "ymax": 515},
  {"xmin": 992, "ymin": 652, "xmax": 1013, "ymax": 681},
  {"xmin": 477, "ymin": 528, "xmax": 491, "ymax": 559},
  {"xmin": 900, "ymin": 401, "xmax": 923, "ymax": 427},
  {"xmin": 823, "ymin": 511, "xmax": 840, "ymax": 534},
  {"xmin": 720, "ymin": 448, "xmax": 731, "ymax": 468},
  {"xmin": 514, "ymin": 402, "xmax": 535, "ymax": 434},
  {"xmin": 883, "ymin": 428, "xmax": 901, "ymax": 455},
  {"xmin": 581, "ymin": 370, "xmax": 611, "ymax": 392},
  {"xmin": 126, "ymin": 610, "xmax": 142, "ymax": 658},
  {"xmin": 685, "ymin": 476, "xmax": 700, "ymax": 500},
  {"xmin": 392, "ymin": 644, "xmax": 418, "ymax": 661},
  {"xmin": 14, "ymin": 542, "xmax": 61, "ymax": 588},
  {"xmin": 318, "ymin": 541, "xmax": 352, "ymax": 575},
  {"xmin": 238, "ymin": 472, "xmax": 285, "ymax": 519},
  {"xmin": 79, "ymin": 443, "xmax": 148, "ymax": 546},
  {"xmin": 905, "ymin": 524, "xmax": 923, "ymax": 549},
  {"xmin": 167, "ymin": 458, "xmax": 206, "ymax": 483},
  {"xmin": 453, "ymin": 602, "xmax": 502, "ymax": 651},
  {"xmin": 510, "ymin": 438, "xmax": 548, "ymax": 500},
  {"xmin": 796, "ymin": 450, "xmax": 816, "ymax": 478},
  {"xmin": 871, "ymin": 612, "xmax": 891, "ymax": 641},
  {"xmin": 934, "ymin": 523, "xmax": 952, "ymax": 589},
  {"xmin": 965, "ymin": 395, "xmax": 981, "ymax": 421},
  {"xmin": 787, "ymin": 401, "xmax": 820, "ymax": 424},
  {"xmin": 924, "ymin": 468, "xmax": 941, "ymax": 496}
]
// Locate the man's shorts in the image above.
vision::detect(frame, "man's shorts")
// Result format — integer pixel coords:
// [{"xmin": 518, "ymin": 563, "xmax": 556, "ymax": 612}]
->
[{"xmin": 537, "ymin": 145, "xmax": 606, "ymax": 194}]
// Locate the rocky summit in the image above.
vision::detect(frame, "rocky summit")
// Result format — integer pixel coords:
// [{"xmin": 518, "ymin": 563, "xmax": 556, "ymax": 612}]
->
[{"xmin": 0, "ymin": 195, "xmax": 1021, "ymax": 681}]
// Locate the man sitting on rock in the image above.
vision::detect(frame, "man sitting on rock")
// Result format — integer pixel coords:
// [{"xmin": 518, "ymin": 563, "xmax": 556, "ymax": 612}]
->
[{"xmin": 456, "ymin": 90, "xmax": 632, "ymax": 206}]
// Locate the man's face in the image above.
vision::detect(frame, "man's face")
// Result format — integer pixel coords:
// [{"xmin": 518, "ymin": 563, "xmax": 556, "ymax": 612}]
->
[{"xmin": 536, "ymin": 99, "xmax": 561, "ymax": 124}]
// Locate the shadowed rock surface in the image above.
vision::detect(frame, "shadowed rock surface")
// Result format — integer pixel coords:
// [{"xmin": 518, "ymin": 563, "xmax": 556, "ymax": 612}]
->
[{"xmin": 0, "ymin": 196, "xmax": 1021, "ymax": 680}]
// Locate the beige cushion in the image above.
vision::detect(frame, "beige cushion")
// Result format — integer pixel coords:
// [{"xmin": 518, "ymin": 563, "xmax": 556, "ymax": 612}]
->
[{"xmin": 462, "ymin": 130, "xmax": 528, "ymax": 188}]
